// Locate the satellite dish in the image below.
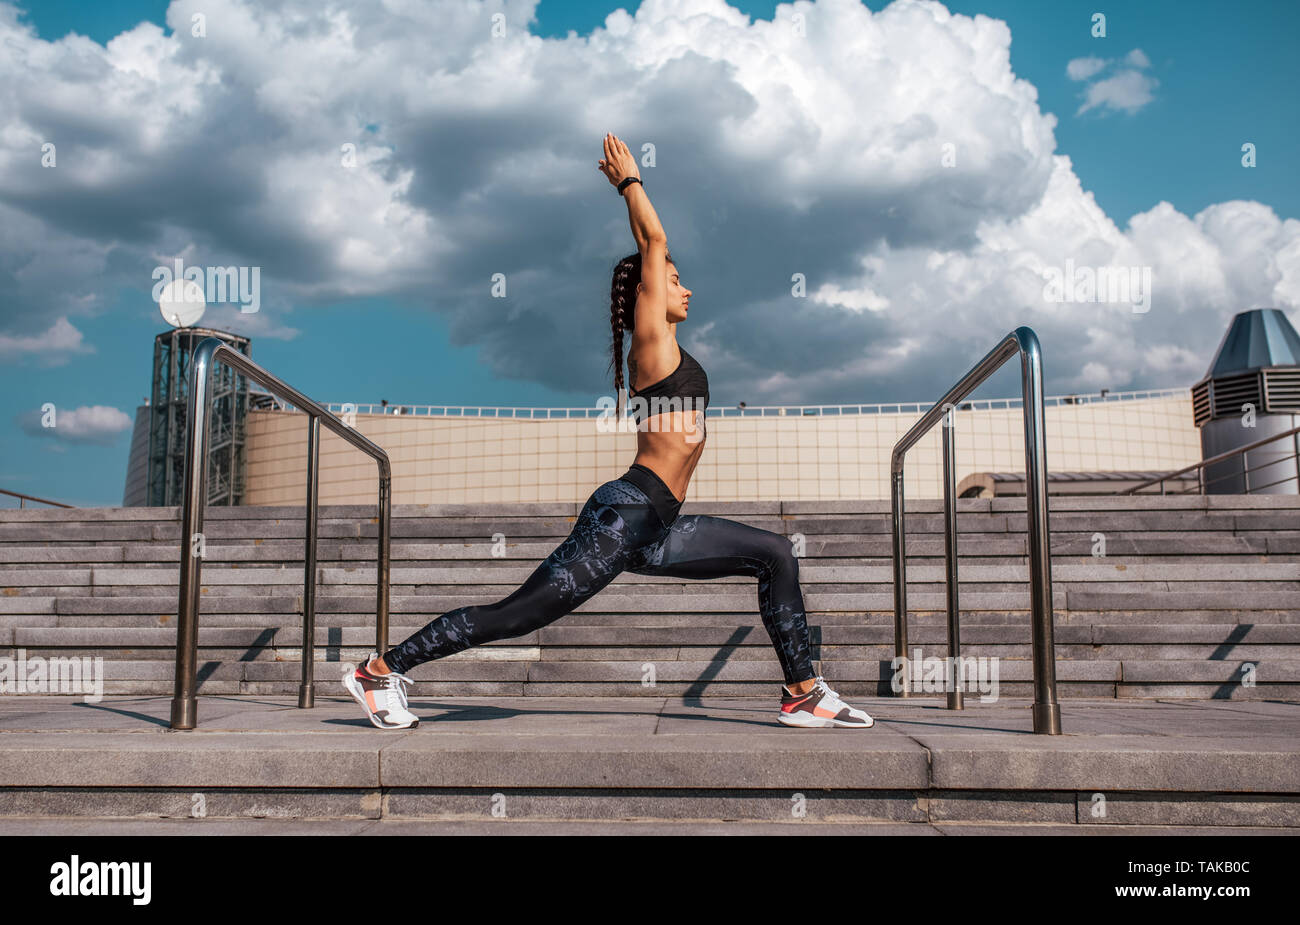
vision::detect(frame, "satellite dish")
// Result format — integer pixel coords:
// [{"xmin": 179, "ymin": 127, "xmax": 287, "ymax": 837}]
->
[{"xmin": 158, "ymin": 278, "xmax": 206, "ymax": 327}]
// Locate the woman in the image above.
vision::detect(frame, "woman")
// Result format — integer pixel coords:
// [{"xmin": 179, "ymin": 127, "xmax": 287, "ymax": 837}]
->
[{"xmin": 344, "ymin": 134, "xmax": 873, "ymax": 731}]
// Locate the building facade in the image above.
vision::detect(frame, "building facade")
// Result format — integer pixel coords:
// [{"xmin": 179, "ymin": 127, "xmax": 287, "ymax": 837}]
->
[{"xmin": 226, "ymin": 389, "xmax": 1200, "ymax": 505}]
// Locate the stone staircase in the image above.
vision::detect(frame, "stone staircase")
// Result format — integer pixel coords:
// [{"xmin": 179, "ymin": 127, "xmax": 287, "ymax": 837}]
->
[{"xmin": 1, "ymin": 495, "xmax": 1297, "ymax": 700}]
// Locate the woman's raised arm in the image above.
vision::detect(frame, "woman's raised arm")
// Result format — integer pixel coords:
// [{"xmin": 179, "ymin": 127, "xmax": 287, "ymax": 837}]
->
[{"xmin": 598, "ymin": 133, "xmax": 666, "ymax": 251}]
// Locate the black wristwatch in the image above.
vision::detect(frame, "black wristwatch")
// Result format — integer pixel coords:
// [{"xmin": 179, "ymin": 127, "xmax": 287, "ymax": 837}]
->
[{"xmin": 618, "ymin": 177, "xmax": 643, "ymax": 194}]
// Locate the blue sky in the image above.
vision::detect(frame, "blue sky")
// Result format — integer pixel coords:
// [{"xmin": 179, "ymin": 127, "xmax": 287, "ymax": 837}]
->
[{"xmin": 2, "ymin": 0, "xmax": 1297, "ymax": 505}]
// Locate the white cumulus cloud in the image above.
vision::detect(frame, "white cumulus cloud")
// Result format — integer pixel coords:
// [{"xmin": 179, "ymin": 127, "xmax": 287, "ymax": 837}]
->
[
  {"xmin": 0, "ymin": 316, "xmax": 93, "ymax": 364},
  {"xmin": 1067, "ymin": 46, "xmax": 1159, "ymax": 116},
  {"xmin": 1066, "ymin": 56, "xmax": 1106, "ymax": 81},
  {"xmin": 0, "ymin": 0, "xmax": 1293, "ymax": 408},
  {"xmin": 17, "ymin": 404, "xmax": 134, "ymax": 445}
]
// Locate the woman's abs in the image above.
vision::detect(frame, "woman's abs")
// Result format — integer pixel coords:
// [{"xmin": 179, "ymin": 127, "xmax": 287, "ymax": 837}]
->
[{"xmin": 633, "ymin": 410, "xmax": 706, "ymax": 502}]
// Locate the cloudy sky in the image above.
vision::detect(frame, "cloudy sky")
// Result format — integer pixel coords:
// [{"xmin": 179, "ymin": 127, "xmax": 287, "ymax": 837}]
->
[{"xmin": 1, "ymin": 0, "xmax": 1297, "ymax": 505}]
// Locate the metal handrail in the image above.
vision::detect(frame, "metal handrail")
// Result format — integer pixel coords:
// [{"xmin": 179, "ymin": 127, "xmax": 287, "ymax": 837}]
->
[
  {"xmin": 0, "ymin": 488, "xmax": 74, "ymax": 509},
  {"xmin": 1119, "ymin": 424, "xmax": 1300, "ymax": 495},
  {"xmin": 171, "ymin": 337, "xmax": 392, "ymax": 730},
  {"xmin": 890, "ymin": 326, "xmax": 1062, "ymax": 735}
]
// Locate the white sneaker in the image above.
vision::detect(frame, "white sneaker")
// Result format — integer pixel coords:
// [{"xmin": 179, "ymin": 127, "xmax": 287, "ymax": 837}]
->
[
  {"xmin": 777, "ymin": 676, "xmax": 874, "ymax": 728},
  {"xmin": 343, "ymin": 651, "xmax": 419, "ymax": 730}
]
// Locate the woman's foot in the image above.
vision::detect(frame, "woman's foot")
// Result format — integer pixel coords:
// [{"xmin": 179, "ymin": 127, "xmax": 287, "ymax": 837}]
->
[
  {"xmin": 777, "ymin": 676, "xmax": 874, "ymax": 728},
  {"xmin": 343, "ymin": 651, "xmax": 419, "ymax": 729}
]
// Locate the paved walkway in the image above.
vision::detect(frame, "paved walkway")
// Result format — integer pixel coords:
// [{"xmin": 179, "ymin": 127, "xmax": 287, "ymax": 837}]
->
[{"xmin": 2, "ymin": 694, "xmax": 1297, "ymax": 832}]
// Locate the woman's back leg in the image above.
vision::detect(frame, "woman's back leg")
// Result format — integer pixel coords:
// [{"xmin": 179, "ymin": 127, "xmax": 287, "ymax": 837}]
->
[{"xmin": 381, "ymin": 483, "xmax": 663, "ymax": 674}]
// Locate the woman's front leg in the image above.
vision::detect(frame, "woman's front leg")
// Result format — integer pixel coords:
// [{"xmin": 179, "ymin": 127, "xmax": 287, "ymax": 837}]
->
[{"xmin": 630, "ymin": 514, "xmax": 816, "ymax": 687}]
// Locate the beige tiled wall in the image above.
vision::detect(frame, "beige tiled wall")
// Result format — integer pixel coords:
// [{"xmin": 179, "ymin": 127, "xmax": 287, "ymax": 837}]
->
[{"xmin": 243, "ymin": 395, "xmax": 1201, "ymax": 505}]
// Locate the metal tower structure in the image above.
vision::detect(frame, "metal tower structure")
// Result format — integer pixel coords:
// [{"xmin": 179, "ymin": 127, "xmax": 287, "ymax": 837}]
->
[{"xmin": 147, "ymin": 327, "xmax": 252, "ymax": 507}]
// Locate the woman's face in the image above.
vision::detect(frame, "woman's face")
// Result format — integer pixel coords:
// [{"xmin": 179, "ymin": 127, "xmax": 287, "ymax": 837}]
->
[{"xmin": 642, "ymin": 262, "xmax": 692, "ymax": 323}]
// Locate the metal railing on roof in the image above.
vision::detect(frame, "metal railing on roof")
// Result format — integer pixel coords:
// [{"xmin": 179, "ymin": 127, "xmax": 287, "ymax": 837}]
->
[
  {"xmin": 0, "ymin": 488, "xmax": 74, "ymax": 509},
  {"xmin": 1119, "ymin": 424, "xmax": 1300, "ymax": 495},
  {"xmin": 247, "ymin": 386, "xmax": 1189, "ymax": 420},
  {"xmin": 890, "ymin": 326, "xmax": 1062, "ymax": 735}
]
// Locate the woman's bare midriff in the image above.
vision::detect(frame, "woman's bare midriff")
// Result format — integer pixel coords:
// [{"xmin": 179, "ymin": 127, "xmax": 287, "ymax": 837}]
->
[{"xmin": 632, "ymin": 411, "xmax": 706, "ymax": 503}]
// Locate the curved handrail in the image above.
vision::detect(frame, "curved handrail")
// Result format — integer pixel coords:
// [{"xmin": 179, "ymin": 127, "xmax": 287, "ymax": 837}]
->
[
  {"xmin": 890, "ymin": 326, "xmax": 1062, "ymax": 735},
  {"xmin": 171, "ymin": 337, "xmax": 393, "ymax": 730}
]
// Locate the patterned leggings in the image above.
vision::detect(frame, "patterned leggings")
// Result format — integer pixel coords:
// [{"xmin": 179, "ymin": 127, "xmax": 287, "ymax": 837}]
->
[{"xmin": 380, "ymin": 474, "xmax": 816, "ymax": 685}]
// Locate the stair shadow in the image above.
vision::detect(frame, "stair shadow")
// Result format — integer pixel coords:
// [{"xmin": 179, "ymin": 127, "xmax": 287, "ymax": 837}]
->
[
  {"xmin": 882, "ymin": 715, "xmax": 1044, "ymax": 734},
  {"xmin": 1208, "ymin": 625, "xmax": 1257, "ymax": 701},
  {"xmin": 322, "ymin": 703, "xmax": 783, "ymax": 730},
  {"xmin": 682, "ymin": 626, "xmax": 752, "ymax": 699},
  {"xmin": 65, "ymin": 700, "xmax": 172, "ymax": 728},
  {"xmin": 239, "ymin": 628, "xmax": 275, "ymax": 660},
  {"xmin": 196, "ymin": 659, "xmax": 222, "ymax": 686},
  {"xmin": 65, "ymin": 692, "xmax": 315, "ymax": 729},
  {"xmin": 1211, "ymin": 665, "xmax": 1263, "ymax": 700},
  {"xmin": 1208, "ymin": 624, "xmax": 1252, "ymax": 661}
]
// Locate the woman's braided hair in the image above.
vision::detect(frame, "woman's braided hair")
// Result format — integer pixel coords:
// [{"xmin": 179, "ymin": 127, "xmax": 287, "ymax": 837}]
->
[{"xmin": 608, "ymin": 250, "xmax": 673, "ymax": 419}]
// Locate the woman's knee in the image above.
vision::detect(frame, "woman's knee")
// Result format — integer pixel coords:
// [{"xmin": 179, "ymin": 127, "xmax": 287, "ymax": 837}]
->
[
  {"xmin": 475, "ymin": 579, "xmax": 570, "ymax": 641},
  {"xmin": 482, "ymin": 551, "xmax": 625, "ymax": 641},
  {"xmin": 470, "ymin": 600, "xmax": 555, "ymax": 644},
  {"xmin": 758, "ymin": 529, "xmax": 799, "ymax": 574}
]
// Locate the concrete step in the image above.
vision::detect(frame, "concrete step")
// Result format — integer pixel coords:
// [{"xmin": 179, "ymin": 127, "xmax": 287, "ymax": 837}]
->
[
  {"xmin": 7, "ymin": 556, "xmax": 1289, "ymax": 576},
  {"xmin": 1, "ymin": 653, "xmax": 1295, "ymax": 697},
  {"xmin": 10, "ymin": 638, "xmax": 1300, "ymax": 663},
  {"xmin": 4, "ymin": 549, "xmax": 1298, "ymax": 570},
  {"xmin": 1, "ymin": 508, "xmax": 1292, "ymax": 535},
  {"xmin": 0, "ymin": 522, "xmax": 1286, "ymax": 542},
  {"xmin": 9, "ymin": 819, "xmax": 1295, "ymax": 834},
  {"xmin": 2, "ymin": 539, "xmax": 1292, "ymax": 566},
  {"xmin": 0, "ymin": 696, "xmax": 1297, "ymax": 826},
  {"xmin": 5, "ymin": 567, "xmax": 1297, "ymax": 611},
  {"xmin": 5, "ymin": 556, "xmax": 1294, "ymax": 576},
  {"xmin": 8, "ymin": 598, "xmax": 1296, "ymax": 626},
  {"xmin": 2, "ymin": 608, "xmax": 1296, "ymax": 637},
  {"xmin": 0, "ymin": 494, "xmax": 1293, "ymax": 521}
]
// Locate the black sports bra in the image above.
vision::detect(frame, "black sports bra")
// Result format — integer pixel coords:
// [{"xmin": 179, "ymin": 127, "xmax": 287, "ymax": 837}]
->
[{"xmin": 629, "ymin": 344, "xmax": 710, "ymax": 425}]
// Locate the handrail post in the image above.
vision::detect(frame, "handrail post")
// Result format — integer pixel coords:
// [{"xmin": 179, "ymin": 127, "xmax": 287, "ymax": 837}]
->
[
  {"xmin": 1017, "ymin": 329, "xmax": 1061, "ymax": 735},
  {"xmin": 942, "ymin": 405, "xmax": 963, "ymax": 710},
  {"xmin": 171, "ymin": 339, "xmax": 217, "ymax": 730},
  {"xmin": 377, "ymin": 473, "xmax": 391, "ymax": 652},
  {"xmin": 299, "ymin": 414, "xmax": 321, "ymax": 709},
  {"xmin": 890, "ymin": 470, "xmax": 910, "ymax": 697}
]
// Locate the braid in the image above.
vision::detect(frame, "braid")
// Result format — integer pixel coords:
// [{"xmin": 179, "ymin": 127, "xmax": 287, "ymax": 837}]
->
[
  {"xmin": 608, "ymin": 255, "xmax": 639, "ymax": 419},
  {"xmin": 607, "ymin": 249, "xmax": 674, "ymax": 420}
]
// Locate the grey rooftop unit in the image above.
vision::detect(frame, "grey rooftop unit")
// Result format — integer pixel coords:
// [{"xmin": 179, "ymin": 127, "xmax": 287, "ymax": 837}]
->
[{"xmin": 1190, "ymin": 308, "xmax": 1300, "ymax": 493}]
